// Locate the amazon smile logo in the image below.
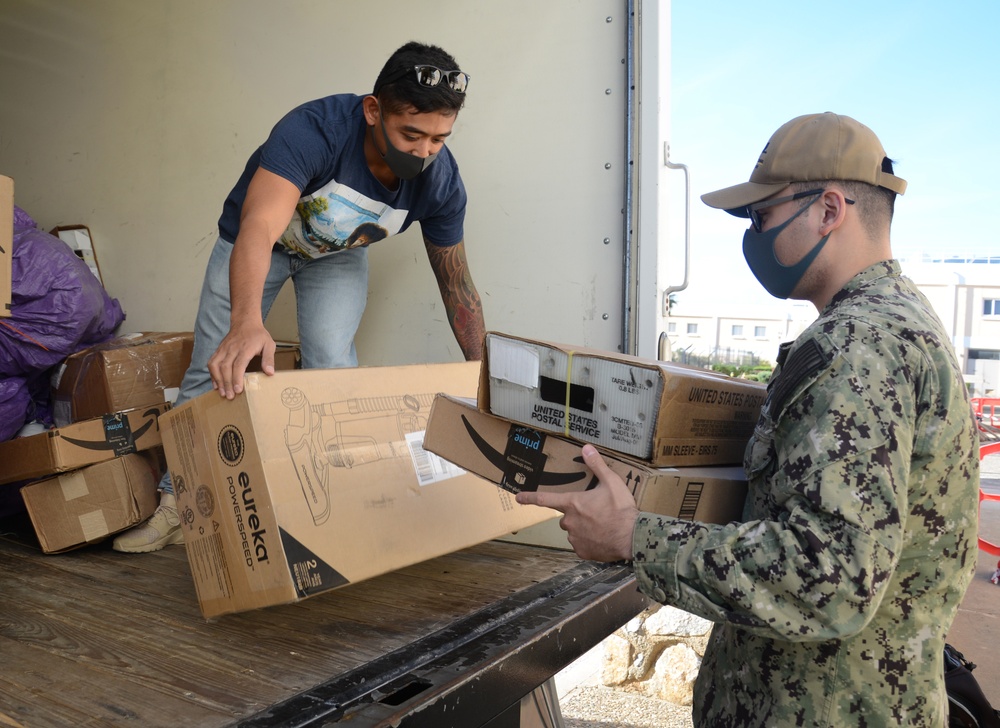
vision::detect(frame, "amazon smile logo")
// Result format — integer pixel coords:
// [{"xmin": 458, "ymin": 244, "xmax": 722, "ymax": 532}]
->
[
  {"xmin": 458, "ymin": 415, "xmax": 598, "ymax": 492},
  {"xmin": 60, "ymin": 406, "xmax": 163, "ymax": 453}
]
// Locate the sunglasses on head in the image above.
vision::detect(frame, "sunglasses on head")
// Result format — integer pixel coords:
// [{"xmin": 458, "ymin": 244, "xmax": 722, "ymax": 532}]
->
[
  {"xmin": 381, "ymin": 65, "xmax": 470, "ymax": 95},
  {"xmin": 414, "ymin": 65, "xmax": 470, "ymax": 93}
]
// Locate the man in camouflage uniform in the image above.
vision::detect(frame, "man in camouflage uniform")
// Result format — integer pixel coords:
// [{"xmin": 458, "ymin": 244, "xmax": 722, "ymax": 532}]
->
[{"xmin": 516, "ymin": 113, "xmax": 980, "ymax": 726}]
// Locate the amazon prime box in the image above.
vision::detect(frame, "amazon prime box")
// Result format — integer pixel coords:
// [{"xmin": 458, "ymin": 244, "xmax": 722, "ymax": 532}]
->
[
  {"xmin": 424, "ymin": 394, "xmax": 746, "ymax": 548},
  {"xmin": 0, "ymin": 404, "xmax": 170, "ymax": 486},
  {"xmin": 480, "ymin": 332, "xmax": 766, "ymax": 466}
]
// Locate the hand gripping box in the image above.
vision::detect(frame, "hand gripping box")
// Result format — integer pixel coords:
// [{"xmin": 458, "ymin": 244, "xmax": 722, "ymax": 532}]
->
[
  {"xmin": 424, "ymin": 395, "xmax": 747, "ymax": 528},
  {"xmin": 481, "ymin": 332, "xmax": 766, "ymax": 466},
  {"xmin": 159, "ymin": 363, "xmax": 558, "ymax": 619}
]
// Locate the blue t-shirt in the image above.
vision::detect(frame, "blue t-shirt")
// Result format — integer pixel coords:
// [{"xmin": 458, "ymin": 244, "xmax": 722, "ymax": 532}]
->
[{"xmin": 218, "ymin": 94, "xmax": 466, "ymax": 258}]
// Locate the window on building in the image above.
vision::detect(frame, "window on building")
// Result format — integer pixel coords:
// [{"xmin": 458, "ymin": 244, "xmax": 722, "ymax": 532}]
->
[
  {"xmin": 731, "ymin": 325, "xmax": 743, "ymax": 336},
  {"xmin": 687, "ymin": 323, "xmax": 698, "ymax": 334},
  {"xmin": 754, "ymin": 326, "xmax": 767, "ymax": 337},
  {"xmin": 969, "ymin": 349, "xmax": 1000, "ymax": 360},
  {"xmin": 984, "ymin": 299, "xmax": 1000, "ymax": 316},
  {"xmin": 667, "ymin": 322, "xmax": 677, "ymax": 333}
]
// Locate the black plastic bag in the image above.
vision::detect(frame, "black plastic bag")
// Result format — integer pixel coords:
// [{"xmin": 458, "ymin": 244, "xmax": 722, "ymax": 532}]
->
[{"xmin": 947, "ymin": 643, "xmax": 1000, "ymax": 728}]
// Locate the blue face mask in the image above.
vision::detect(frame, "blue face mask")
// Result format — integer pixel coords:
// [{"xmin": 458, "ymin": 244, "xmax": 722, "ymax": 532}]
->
[
  {"xmin": 741, "ymin": 196, "xmax": 828, "ymax": 299},
  {"xmin": 373, "ymin": 104, "xmax": 439, "ymax": 181}
]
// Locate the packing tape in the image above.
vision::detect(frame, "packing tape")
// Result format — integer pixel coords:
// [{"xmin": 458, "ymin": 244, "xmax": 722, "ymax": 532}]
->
[{"xmin": 563, "ymin": 351, "xmax": 575, "ymax": 438}]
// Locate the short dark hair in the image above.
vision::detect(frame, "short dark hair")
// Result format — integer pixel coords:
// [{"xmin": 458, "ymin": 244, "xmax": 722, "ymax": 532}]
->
[
  {"xmin": 372, "ymin": 41, "xmax": 466, "ymax": 116},
  {"xmin": 791, "ymin": 158, "xmax": 898, "ymax": 239}
]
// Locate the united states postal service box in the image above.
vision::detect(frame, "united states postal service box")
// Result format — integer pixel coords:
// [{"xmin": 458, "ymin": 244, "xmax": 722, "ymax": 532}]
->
[
  {"xmin": 426, "ymin": 393, "xmax": 747, "ymax": 522},
  {"xmin": 0, "ymin": 175, "xmax": 12, "ymax": 318},
  {"xmin": 159, "ymin": 363, "xmax": 558, "ymax": 619},
  {"xmin": 20, "ymin": 451, "xmax": 162, "ymax": 553},
  {"xmin": 480, "ymin": 332, "xmax": 766, "ymax": 466},
  {"xmin": 0, "ymin": 404, "xmax": 171, "ymax": 486},
  {"xmin": 51, "ymin": 332, "xmax": 195, "ymax": 427}
]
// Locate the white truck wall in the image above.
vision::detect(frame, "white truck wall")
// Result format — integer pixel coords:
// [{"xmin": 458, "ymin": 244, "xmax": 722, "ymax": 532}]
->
[{"xmin": 0, "ymin": 0, "xmax": 641, "ymax": 365}]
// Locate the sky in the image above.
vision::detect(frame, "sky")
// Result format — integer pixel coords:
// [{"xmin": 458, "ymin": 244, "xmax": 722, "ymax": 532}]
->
[{"xmin": 666, "ymin": 0, "xmax": 1000, "ymax": 319}]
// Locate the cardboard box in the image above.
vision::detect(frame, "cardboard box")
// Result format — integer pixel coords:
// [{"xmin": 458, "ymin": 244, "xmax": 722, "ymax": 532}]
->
[
  {"xmin": 20, "ymin": 451, "xmax": 162, "ymax": 553},
  {"xmin": 0, "ymin": 404, "xmax": 170, "ymax": 486},
  {"xmin": 52, "ymin": 332, "xmax": 194, "ymax": 426},
  {"xmin": 0, "ymin": 175, "xmax": 12, "ymax": 318},
  {"xmin": 481, "ymin": 332, "xmax": 766, "ymax": 466},
  {"xmin": 248, "ymin": 342, "xmax": 302, "ymax": 373},
  {"xmin": 182, "ymin": 340, "xmax": 301, "ymax": 377},
  {"xmin": 424, "ymin": 394, "xmax": 747, "ymax": 529},
  {"xmin": 159, "ymin": 363, "xmax": 557, "ymax": 618}
]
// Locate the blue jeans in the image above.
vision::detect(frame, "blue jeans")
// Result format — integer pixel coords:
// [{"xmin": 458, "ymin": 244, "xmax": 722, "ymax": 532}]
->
[{"xmin": 161, "ymin": 236, "xmax": 369, "ymax": 494}]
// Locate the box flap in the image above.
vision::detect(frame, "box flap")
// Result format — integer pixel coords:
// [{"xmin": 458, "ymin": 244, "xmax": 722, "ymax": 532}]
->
[{"xmin": 0, "ymin": 175, "xmax": 12, "ymax": 318}]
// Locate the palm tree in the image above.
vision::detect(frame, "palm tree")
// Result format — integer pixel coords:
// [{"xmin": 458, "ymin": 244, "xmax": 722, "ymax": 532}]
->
[{"xmin": 665, "ymin": 293, "xmax": 678, "ymax": 316}]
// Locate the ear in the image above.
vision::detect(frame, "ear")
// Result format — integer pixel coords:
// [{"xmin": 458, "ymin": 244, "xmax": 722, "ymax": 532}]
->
[
  {"xmin": 362, "ymin": 95, "xmax": 380, "ymax": 125},
  {"xmin": 818, "ymin": 188, "xmax": 850, "ymax": 236}
]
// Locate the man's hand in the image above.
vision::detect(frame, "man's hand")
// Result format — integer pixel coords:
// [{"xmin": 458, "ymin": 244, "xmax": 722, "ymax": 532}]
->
[
  {"xmin": 515, "ymin": 444, "xmax": 639, "ymax": 562},
  {"xmin": 209, "ymin": 167, "xmax": 299, "ymax": 399},
  {"xmin": 207, "ymin": 323, "xmax": 276, "ymax": 399}
]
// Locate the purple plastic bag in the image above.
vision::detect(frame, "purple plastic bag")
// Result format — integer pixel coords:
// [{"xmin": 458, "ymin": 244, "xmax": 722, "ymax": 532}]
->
[
  {"xmin": 0, "ymin": 376, "xmax": 31, "ymax": 441},
  {"xmin": 0, "ymin": 207, "xmax": 125, "ymax": 439}
]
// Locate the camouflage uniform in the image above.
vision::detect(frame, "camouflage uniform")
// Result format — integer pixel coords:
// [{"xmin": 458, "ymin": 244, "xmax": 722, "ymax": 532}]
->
[{"xmin": 633, "ymin": 261, "xmax": 980, "ymax": 727}]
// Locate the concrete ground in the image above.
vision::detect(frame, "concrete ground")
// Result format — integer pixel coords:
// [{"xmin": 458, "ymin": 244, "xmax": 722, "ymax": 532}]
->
[
  {"xmin": 556, "ymin": 451, "xmax": 1000, "ymax": 727},
  {"xmin": 946, "ymin": 451, "xmax": 1000, "ymax": 707}
]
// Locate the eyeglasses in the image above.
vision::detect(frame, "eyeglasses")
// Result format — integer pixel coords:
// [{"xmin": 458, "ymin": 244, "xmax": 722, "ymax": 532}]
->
[
  {"xmin": 746, "ymin": 189, "xmax": 854, "ymax": 232},
  {"xmin": 413, "ymin": 65, "xmax": 470, "ymax": 93},
  {"xmin": 381, "ymin": 65, "xmax": 470, "ymax": 95}
]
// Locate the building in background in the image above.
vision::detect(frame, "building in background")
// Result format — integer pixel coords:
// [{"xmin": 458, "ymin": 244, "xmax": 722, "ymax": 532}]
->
[
  {"xmin": 665, "ymin": 256, "xmax": 999, "ymax": 396},
  {"xmin": 902, "ymin": 255, "xmax": 1000, "ymax": 397}
]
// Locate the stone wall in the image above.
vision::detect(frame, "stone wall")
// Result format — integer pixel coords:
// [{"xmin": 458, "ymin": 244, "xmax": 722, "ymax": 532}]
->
[{"xmin": 601, "ymin": 604, "xmax": 713, "ymax": 705}]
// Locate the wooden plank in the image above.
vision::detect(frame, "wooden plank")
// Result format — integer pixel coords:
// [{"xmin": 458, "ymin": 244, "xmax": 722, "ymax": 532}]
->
[{"xmin": 0, "ymin": 517, "xmax": 582, "ymax": 727}]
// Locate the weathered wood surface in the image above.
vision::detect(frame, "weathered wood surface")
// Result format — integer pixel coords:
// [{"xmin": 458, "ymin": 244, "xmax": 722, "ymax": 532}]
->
[{"xmin": 0, "ymin": 518, "xmax": 579, "ymax": 728}]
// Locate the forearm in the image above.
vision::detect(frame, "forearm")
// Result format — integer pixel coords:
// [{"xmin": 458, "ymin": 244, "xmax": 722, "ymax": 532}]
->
[
  {"xmin": 228, "ymin": 222, "xmax": 274, "ymax": 329},
  {"xmin": 442, "ymin": 280, "xmax": 485, "ymax": 360},
  {"xmin": 425, "ymin": 239, "xmax": 485, "ymax": 360},
  {"xmin": 633, "ymin": 448, "xmax": 903, "ymax": 642}
]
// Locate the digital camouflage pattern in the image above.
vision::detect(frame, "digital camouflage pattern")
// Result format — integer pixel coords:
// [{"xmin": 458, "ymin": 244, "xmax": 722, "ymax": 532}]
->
[{"xmin": 632, "ymin": 260, "xmax": 980, "ymax": 727}]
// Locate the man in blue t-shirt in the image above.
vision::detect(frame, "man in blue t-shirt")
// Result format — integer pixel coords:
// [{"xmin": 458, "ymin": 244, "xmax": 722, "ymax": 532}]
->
[{"xmin": 114, "ymin": 41, "xmax": 484, "ymax": 553}]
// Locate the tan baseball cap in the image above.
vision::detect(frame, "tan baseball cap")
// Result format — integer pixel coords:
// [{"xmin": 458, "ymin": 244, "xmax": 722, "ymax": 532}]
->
[{"xmin": 701, "ymin": 112, "xmax": 907, "ymax": 217}]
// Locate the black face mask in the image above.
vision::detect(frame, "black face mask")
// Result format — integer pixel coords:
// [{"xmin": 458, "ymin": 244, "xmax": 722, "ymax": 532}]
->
[
  {"xmin": 742, "ymin": 195, "xmax": 828, "ymax": 299},
  {"xmin": 372, "ymin": 103, "xmax": 439, "ymax": 181}
]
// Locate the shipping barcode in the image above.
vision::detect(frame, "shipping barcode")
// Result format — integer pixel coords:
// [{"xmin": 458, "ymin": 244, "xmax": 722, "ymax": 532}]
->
[
  {"xmin": 412, "ymin": 438, "xmax": 435, "ymax": 485},
  {"xmin": 404, "ymin": 430, "xmax": 466, "ymax": 485}
]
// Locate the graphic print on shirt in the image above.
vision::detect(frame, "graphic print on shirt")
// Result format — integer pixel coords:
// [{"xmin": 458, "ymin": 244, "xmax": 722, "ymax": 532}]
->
[{"xmin": 279, "ymin": 179, "xmax": 409, "ymax": 259}]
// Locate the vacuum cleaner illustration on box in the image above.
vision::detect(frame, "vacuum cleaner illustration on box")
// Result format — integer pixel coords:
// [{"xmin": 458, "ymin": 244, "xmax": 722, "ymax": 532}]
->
[{"xmin": 282, "ymin": 387, "xmax": 436, "ymax": 525}]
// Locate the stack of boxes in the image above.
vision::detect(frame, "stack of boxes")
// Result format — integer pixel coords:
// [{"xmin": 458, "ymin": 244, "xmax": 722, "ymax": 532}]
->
[
  {"xmin": 1, "ymin": 332, "xmax": 300, "ymax": 553},
  {"xmin": 37, "ymin": 329, "xmax": 763, "ymax": 615},
  {"xmin": 1, "ymin": 333, "xmax": 193, "ymax": 552},
  {"xmin": 423, "ymin": 332, "xmax": 766, "ymax": 548}
]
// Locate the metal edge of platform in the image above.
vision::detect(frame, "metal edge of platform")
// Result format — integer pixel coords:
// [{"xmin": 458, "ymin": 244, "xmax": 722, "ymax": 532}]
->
[{"xmin": 238, "ymin": 560, "xmax": 648, "ymax": 728}]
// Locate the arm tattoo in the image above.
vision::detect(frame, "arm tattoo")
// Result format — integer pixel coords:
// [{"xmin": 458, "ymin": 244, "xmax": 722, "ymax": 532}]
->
[{"xmin": 425, "ymin": 240, "xmax": 486, "ymax": 361}]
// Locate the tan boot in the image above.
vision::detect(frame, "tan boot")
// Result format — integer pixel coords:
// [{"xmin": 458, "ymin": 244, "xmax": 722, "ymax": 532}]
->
[{"xmin": 112, "ymin": 492, "xmax": 184, "ymax": 553}]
